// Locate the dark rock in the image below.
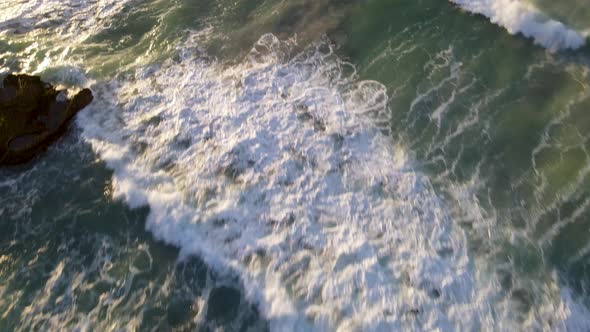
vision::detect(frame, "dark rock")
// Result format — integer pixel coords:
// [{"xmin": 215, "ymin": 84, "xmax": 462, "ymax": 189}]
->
[{"xmin": 0, "ymin": 74, "xmax": 93, "ymax": 165}]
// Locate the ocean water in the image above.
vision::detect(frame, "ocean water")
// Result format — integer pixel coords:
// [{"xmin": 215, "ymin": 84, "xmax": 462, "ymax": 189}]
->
[{"xmin": 1, "ymin": 0, "xmax": 590, "ymax": 330}]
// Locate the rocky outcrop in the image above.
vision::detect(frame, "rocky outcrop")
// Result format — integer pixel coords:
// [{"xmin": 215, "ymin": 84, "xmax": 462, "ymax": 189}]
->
[{"xmin": 0, "ymin": 74, "xmax": 93, "ymax": 165}]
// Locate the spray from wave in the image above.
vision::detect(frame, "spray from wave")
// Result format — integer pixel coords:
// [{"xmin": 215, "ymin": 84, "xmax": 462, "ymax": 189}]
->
[{"xmin": 449, "ymin": 0, "xmax": 587, "ymax": 51}]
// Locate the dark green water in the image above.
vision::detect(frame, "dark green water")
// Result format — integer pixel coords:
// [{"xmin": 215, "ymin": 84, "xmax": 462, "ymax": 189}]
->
[{"xmin": 2, "ymin": 0, "xmax": 590, "ymax": 330}]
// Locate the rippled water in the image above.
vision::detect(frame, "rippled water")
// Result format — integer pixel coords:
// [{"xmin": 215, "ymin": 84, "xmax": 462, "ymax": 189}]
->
[{"xmin": 1, "ymin": 0, "xmax": 590, "ymax": 330}]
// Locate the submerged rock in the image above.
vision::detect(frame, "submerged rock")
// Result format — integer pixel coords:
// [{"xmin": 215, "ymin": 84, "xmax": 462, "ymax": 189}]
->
[{"xmin": 0, "ymin": 74, "xmax": 93, "ymax": 165}]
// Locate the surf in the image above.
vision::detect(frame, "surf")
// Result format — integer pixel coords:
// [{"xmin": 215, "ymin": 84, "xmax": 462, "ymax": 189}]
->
[
  {"xmin": 3, "ymin": 0, "xmax": 590, "ymax": 330},
  {"xmin": 449, "ymin": 0, "xmax": 587, "ymax": 51},
  {"xmin": 77, "ymin": 30, "xmax": 590, "ymax": 330}
]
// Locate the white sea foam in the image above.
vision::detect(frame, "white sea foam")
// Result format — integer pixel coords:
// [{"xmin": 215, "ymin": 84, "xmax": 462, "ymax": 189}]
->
[
  {"xmin": 77, "ymin": 32, "xmax": 590, "ymax": 330},
  {"xmin": 0, "ymin": 0, "xmax": 138, "ymax": 41},
  {"xmin": 449, "ymin": 0, "xmax": 587, "ymax": 51}
]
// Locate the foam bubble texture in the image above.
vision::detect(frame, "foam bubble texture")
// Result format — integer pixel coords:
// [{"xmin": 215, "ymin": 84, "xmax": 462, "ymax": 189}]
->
[
  {"xmin": 0, "ymin": 0, "xmax": 137, "ymax": 41},
  {"xmin": 78, "ymin": 33, "xmax": 479, "ymax": 330},
  {"xmin": 78, "ymin": 33, "xmax": 590, "ymax": 330}
]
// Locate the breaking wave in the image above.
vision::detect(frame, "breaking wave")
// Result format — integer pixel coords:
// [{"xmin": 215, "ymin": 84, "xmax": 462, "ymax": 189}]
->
[
  {"xmin": 78, "ymin": 32, "xmax": 590, "ymax": 330},
  {"xmin": 449, "ymin": 0, "xmax": 587, "ymax": 51}
]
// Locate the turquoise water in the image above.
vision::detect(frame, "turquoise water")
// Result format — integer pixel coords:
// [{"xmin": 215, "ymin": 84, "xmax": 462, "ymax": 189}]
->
[{"xmin": 1, "ymin": 0, "xmax": 590, "ymax": 330}]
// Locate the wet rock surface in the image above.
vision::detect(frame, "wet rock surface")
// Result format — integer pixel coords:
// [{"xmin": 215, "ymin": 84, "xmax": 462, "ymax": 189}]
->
[{"xmin": 0, "ymin": 74, "xmax": 93, "ymax": 165}]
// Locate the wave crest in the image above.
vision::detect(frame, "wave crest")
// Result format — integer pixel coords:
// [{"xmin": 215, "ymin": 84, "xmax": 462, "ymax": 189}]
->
[{"xmin": 450, "ymin": 0, "xmax": 586, "ymax": 51}]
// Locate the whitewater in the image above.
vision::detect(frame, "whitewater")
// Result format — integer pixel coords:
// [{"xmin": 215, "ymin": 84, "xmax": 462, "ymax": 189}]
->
[
  {"xmin": 449, "ymin": 0, "xmax": 587, "ymax": 51},
  {"xmin": 2, "ymin": 0, "xmax": 590, "ymax": 330},
  {"xmin": 76, "ymin": 30, "xmax": 589, "ymax": 329}
]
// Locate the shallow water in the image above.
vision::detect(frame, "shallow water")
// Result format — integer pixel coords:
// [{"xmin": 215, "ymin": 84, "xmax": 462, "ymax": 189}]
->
[{"xmin": 1, "ymin": 0, "xmax": 590, "ymax": 330}]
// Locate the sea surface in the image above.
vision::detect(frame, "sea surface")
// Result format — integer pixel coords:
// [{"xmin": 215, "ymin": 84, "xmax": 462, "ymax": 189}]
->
[{"xmin": 1, "ymin": 0, "xmax": 590, "ymax": 330}]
